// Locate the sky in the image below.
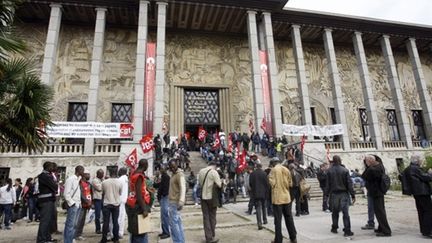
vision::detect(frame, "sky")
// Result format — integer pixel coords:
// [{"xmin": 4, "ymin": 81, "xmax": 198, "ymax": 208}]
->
[{"xmin": 285, "ymin": 0, "xmax": 432, "ymax": 26}]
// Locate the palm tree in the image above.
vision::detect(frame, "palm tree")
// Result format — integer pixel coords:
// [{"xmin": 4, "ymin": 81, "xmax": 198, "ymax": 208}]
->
[{"xmin": 0, "ymin": 0, "xmax": 53, "ymax": 153}]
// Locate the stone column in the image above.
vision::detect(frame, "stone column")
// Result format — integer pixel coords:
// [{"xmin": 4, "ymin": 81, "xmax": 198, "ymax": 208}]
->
[
  {"xmin": 247, "ymin": 11, "xmax": 265, "ymax": 134},
  {"xmin": 323, "ymin": 29, "xmax": 350, "ymax": 150},
  {"xmin": 380, "ymin": 35, "xmax": 413, "ymax": 149},
  {"xmin": 352, "ymin": 32, "xmax": 383, "ymax": 149},
  {"xmin": 84, "ymin": 7, "xmax": 107, "ymax": 155},
  {"xmin": 40, "ymin": 4, "xmax": 62, "ymax": 86},
  {"xmin": 406, "ymin": 38, "xmax": 432, "ymax": 140},
  {"xmin": 153, "ymin": 2, "xmax": 168, "ymax": 136},
  {"xmin": 262, "ymin": 12, "xmax": 283, "ymax": 137},
  {"xmin": 291, "ymin": 25, "xmax": 312, "ymax": 125},
  {"xmin": 133, "ymin": 0, "xmax": 149, "ymax": 141}
]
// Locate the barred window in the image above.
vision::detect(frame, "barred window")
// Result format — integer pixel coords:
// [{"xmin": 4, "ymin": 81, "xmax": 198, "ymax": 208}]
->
[
  {"xmin": 359, "ymin": 108, "xmax": 370, "ymax": 141},
  {"xmin": 412, "ymin": 110, "xmax": 426, "ymax": 140},
  {"xmin": 386, "ymin": 109, "xmax": 400, "ymax": 141},
  {"xmin": 67, "ymin": 103, "xmax": 88, "ymax": 122},
  {"xmin": 112, "ymin": 104, "xmax": 133, "ymax": 122}
]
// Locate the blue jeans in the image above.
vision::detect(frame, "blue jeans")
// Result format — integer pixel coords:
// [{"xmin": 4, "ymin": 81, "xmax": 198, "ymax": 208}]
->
[
  {"xmin": 0, "ymin": 204, "xmax": 12, "ymax": 227},
  {"xmin": 94, "ymin": 199, "xmax": 102, "ymax": 232},
  {"xmin": 102, "ymin": 204, "xmax": 119, "ymax": 242},
  {"xmin": 160, "ymin": 196, "xmax": 170, "ymax": 236},
  {"xmin": 330, "ymin": 192, "xmax": 351, "ymax": 233},
  {"xmin": 28, "ymin": 197, "xmax": 39, "ymax": 221},
  {"xmin": 129, "ymin": 233, "xmax": 148, "ymax": 243},
  {"xmin": 64, "ymin": 205, "xmax": 81, "ymax": 243},
  {"xmin": 168, "ymin": 202, "xmax": 185, "ymax": 243},
  {"xmin": 367, "ymin": 194, "xmax": 375, "ymax": 226}
]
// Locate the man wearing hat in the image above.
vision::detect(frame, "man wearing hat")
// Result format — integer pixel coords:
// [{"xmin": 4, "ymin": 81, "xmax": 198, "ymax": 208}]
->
[
  {"xmin": 198, "ymin": 161, "xmax": 222, "ymax": 243},
  {"xmin": 249, "ymin": 153, "xmax": 261, "ymax": 167},
  {"xmin": 269, "ymin": 157, "xmax": 297, "ymax": 243}
]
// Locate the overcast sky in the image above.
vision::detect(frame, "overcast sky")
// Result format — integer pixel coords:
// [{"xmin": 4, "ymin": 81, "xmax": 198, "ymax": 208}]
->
[{"xmin": 285, "ymin": 0, "xmax": 432, "ymax": 26}]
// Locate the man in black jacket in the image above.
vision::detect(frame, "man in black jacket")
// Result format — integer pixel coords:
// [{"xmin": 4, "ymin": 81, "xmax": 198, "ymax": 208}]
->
[
  {"xmin": 403, "ymin": 154, "xmax": 432, "ymax": 238},
  {"xmin": 362, "ymin": 155, "xmax": 391, "ymax": 237},
  {"xmin": 317, "ymin": 163, "xmax": 330, "ymax": 212},
  {"xmin": 325, "ymin": 155, "xmax": 355, "ymax": 237},
  {"xmin": 37, "ymin": 161, "xmax": 58, "ymax": 243},
  {"xmin": 156, "ymin": 167, "xmax": 171, "ymax": 239},
  {"xmin": 249, "ymin": 163, "xmax": 269, "ymax": 230}
]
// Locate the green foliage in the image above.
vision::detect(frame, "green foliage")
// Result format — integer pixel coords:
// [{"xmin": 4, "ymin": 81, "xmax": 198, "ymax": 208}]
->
[
  {"xmin": 0, "ymin": 0, "xmax": 53, "ymax": 153},
  {"xmin": 425, "ymin": 156, "xmax": 432, "ymax": 170}
]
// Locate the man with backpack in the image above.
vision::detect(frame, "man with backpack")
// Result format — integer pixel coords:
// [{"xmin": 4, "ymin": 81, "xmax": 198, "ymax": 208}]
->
[{"xmin": 362, "ymin": 155, "xmax": 391, "ymax": 237}]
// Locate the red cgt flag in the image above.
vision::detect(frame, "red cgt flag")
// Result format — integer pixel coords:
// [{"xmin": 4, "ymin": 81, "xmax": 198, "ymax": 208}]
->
[
  {"xmin": 212, "ymin": 130, "xmax": 221, "ymax": 149},
  {"xmin": 260, "ymin": 117, "xmax": 267, "ymax": 132},
  {"xmin": 236, "ymin": 145, "xmax": 247, "ymax": 173},
  {"xmin": 227, "ymin": 134, "xmax": 233, "ymax": 153},
  {"xmin": 198, "ymin": 126, "xmax": 207, "ymax": 142},
  {"xmin": 249, "ymin": 119, "xmax": 254, "ymax": 134},
  {"xmin": 140, "ymin": 133, "xmax": 154, "ymax": 154},
  {"xmin": 125, "ymin": 148, "xmax": 138, "ymax": 169},
  {"xmin": 300, "ymin": 134, "xmax": 306, "ymax": 152}
]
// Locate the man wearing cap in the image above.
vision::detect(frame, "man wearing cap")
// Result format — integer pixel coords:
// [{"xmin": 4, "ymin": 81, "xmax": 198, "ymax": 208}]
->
[
  {"xmin": 269, "ymin": 157, "xmax": 297, "ymax": 243},
  {"xmin": 198, "ymin": 161, "xmax": 222, "ymax": 243}
]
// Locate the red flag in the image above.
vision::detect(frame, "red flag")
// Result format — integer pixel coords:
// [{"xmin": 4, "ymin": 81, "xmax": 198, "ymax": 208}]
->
[
  {"xmin": 236, "ymin": 149, "xmax": 247, "ymax": 173},
  {"xmin": 198, "ymin": 126, "xmax": 207, "ymax": 141},
  {"xmin": 300, "ymin": 134, "xmax": 306, "ymax": 152},
  {"xmin": 227, "ymin": 134, "xmax": 233, "ymax": 153},
  {"xmin": 125, "ymin": 148, "xmax": 138, "ymax": 169},
  {"xmin": 140, "ymin": 133, "xmax": 154, "ymax": 154},
  {"xmin": 249, "ymin": 119, "xmax": 254, "ymax": 134},
  {"xmin": 260, "ymin": 117, "xmax": 267, "ymax": 132},
  {"xmin": 212, "ymin": 130, "xmax": 221, "ymax": 149}
]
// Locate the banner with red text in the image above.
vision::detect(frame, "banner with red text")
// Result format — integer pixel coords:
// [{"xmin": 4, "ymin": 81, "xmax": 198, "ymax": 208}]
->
[
  {"xmin": 144, "ymin": 43, "xmax": 156, "ymax": 134},
  {"xmin": 259, "ymin": 51, "xmax": 273, "ymax": 136},
  {"xmin": 140, "ymin": 134, "xmax": 154, "ymax": 154},
  {"xmin": 46, "ymin": 122, "xmax": 133, "ymax": 138}
]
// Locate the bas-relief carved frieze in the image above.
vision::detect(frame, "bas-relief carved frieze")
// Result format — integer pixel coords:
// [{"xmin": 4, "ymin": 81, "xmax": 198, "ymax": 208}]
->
[
  {"xmin": 165, "ymin": 34, "xmax": 253, "ymax": 130},
  {"xmin": 420, "ymin": 54, "xmax": 432, "ymax": 103},
  {"xmin": 53, "ymin": 27, "xmax": 136, "ymax": 123},
  {"xmin": 15, "ymin": 24, "xmax": 46, "ymax": 74}
]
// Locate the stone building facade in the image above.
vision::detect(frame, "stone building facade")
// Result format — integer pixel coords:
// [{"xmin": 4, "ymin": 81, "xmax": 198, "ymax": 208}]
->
[{"xmin": 1, "ymin": 0, "xmax": 432, "ymax": 180}]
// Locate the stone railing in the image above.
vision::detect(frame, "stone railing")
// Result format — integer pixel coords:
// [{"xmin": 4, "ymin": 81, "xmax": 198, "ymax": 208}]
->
[
  {"xmin": 0, "ymin": 143, "xmax": 122, "ymax": 156},
  {"xmin": 324, "ymin": 142, "xmax": 343, "ymax": 150},
  {"xmin": 412, "ymin": 140, "xmax": 432, "ymax": 148},
  {"xmin": 383, "ymin": 140, "xmax": 406, "ymax": 149},
  {"xmin": 350, "ymin": 141, "xmax": 376, "ymax": 150},
  {"xmin": 94, "ymin": 144, "xmax": 122, "ymax": 155}
]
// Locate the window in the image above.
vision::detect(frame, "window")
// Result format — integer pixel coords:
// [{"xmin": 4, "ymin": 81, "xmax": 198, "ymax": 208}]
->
[
  {"xmin": 112, "ymin": 103, "xmax": 133, "ymax": 123},
  {"xmin": 386, "ymin": 109, "xmax": 400, "ymax": 141},
  {"xmin": 0, "ymin": 168, "xmax": 10, "ymax": 182},
  {"xmin": 67, "ymin": 102, "xmax": 88, "ymax": 144},
  {"xmin": 359, "ymin": 108, "xmax": 370, "ymax": 141},
  {"xmin": 412, "ymin": 110, "xmax": 426, "ymax": 140},
  {"xmin": 329, "ymin": 107, "xmax": 337, "ymax": 124},
  {"xmin": 111, "ymin": 104, "xmax": 133, "ymax": 143},
  {"xmin": 280, "ymin": 106, "xmax": 285, "ymax": 124},
  {"xmin": 67, "ymin": 103, "xmax": 88, "ymax": 122},
  {"xmin": 310, "ymin": 107, "xmax": 317, "ymax": 125},
  {"xmin": 396, "ymin": 158, "xmax": 404, "ymax": 173}
]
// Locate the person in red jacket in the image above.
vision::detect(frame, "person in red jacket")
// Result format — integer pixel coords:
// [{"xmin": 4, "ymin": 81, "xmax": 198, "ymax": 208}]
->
[{"xmin": 75, "ymin": 170, "xmax": 92, "ymax": 241}]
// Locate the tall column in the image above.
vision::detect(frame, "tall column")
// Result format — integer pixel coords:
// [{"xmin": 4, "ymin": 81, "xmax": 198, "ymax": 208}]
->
[
  {"xmin": 323, "ymin": 29, "xmax": 350, "ymax": 150},
  {"xmin": 353, "ymin": 32, "xmax": 383, "ymax": 149},
  {"xmin": 291, "ymin": 25, "xmax": 312, "ymax": 125},
  {"xmin": 133, "ymin": 1, "xmax": 149, "ymax": 141},
  {"xmin": 262, "ymin": 12, "xmax": 283, "ymax": 137},
  {"xmin": 153, "ymin": 2, "xmax": 168, "ymax": 136},
  {"xmin": 84, "ymin": 8, "xmax": 107, "ymax": 155},
  {"xmin": 406, "ymin": 38, "xmax": 432, "ymax": 140},
  {"xmin": 247, "ymin": 11, "xmax": 265, "ymax": 135},
  {"xmin": 380, "ymin": 35, "xmax": 413, "ymax": 149},
  {"xmin": 40, "ymin": 4, "xmax": 62, "ymax": 86}
]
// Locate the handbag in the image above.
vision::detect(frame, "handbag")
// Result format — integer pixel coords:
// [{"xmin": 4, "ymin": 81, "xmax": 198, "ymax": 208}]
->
[
  {"xmin": 61, "ymin": 183, "xmax": 79, "ymax": 210},
  {"xmin": 299, "ymin": 178, "xmax": 311, "ymax": 197},
  {"xmin": 197, "ymin": 169, "xmax": 212, "ymax": 199}
]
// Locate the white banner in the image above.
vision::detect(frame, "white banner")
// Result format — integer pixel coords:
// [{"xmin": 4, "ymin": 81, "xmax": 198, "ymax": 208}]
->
[
  {"xmin": 46, "ymin": 122, "xmax": 134, "ymax": 138},
  {"xmin": 282, "ymin": 124, "xmax": 344, "ymax": 137}
]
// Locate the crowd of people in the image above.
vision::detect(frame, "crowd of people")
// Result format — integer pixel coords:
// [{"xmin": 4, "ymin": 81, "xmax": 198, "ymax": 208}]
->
[{"xmin": 0, "ymin": 130, "xmax": 431, "ymax": 243}]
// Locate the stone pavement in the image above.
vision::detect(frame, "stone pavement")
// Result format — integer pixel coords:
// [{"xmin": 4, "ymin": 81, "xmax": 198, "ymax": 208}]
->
[{"xmin": 1, "ymin": 192, "xmax": 430, "ymax": 243}]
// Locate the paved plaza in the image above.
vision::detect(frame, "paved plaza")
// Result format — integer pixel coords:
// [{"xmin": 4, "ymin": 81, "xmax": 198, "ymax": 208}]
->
[{"xmin": 1, "ymin": 191, "xmax": 430, "ymax": 243}]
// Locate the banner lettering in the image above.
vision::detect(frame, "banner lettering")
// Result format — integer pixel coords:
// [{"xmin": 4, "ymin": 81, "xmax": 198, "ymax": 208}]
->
[
  {"xmin": 46, "ymin": 122, "xmax": 133, "ymax": 138},
  {"xmin": 144, "ymin": 43, "xmax": 156, "ymax": 134},
  {"xmin": 282, "ymin": 124, "xmax": 344, "ymax": 137},
  {"xmin": 140, "ymin": 134, "xmax": 154, "ymax": 154}
]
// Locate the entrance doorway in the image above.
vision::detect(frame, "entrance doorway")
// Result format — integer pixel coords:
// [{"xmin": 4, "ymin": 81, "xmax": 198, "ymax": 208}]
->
[{"xmin": 184, "ymin": 125, "xmax": 220, "ymax": 151}]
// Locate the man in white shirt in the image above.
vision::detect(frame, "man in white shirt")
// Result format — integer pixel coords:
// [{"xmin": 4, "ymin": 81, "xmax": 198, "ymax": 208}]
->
[
  {"xmin": 101, "ymin": 169, "xmax": 122, "ymax": 243},
  {"xmin": 63, "ymin": 165, "xmax": 84, "ymax": 243},
  {"xmin": 117, "ymin": 168, "xmax": 129, "ymax": 238}
]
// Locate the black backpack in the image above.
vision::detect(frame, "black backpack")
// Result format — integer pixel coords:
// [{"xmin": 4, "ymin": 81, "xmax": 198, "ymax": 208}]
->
[{"xmin": 380, "ymin": 173, "xmax": 391, "ymax": 194}]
